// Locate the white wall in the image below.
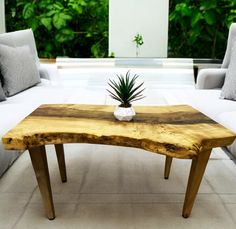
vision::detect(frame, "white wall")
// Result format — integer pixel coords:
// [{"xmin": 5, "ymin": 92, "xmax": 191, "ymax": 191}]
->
[
  {"xmin": 0, "ymin": 0, "xmax": 5, "ymax": 33},
  {"xmin": 109, "ymin": 0, "xmax": 169, "ymax": 58}
]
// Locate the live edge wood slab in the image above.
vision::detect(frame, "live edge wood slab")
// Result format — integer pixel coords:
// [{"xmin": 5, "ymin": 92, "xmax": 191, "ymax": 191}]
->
[{"xmin": 2, "ymin": 104, "xmax": 236, "ymax": 220}]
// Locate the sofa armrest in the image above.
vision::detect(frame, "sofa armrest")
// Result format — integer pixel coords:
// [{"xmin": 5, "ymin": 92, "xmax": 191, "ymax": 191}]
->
[
  {"xmin": 196, "ymin": 68, "xmax": 227, "ymax": 89},
  {"xmin": 38, "ymin": 63, "xmax": 60, "ymax": 85}
]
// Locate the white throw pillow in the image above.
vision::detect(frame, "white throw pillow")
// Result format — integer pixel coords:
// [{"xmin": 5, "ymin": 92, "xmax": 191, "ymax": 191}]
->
[
  {"xmin": 0, "ymin": 44, "xmax": 41, "ymax": 96},
  {"xmin": 221, "ymin": 41, "xmax": 236, "ymax": 100}
]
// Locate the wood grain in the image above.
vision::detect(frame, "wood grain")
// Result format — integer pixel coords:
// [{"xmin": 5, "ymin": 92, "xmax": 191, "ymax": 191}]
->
[{"xmin": 2, "ymin": 104, "xmax": 236, "ymax": 159}]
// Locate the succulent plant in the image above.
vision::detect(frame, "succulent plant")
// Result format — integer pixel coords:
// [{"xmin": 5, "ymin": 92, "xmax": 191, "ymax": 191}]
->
[{"xmin": 107, "ymin": 71, "xmax": 145, "ymax": 108}]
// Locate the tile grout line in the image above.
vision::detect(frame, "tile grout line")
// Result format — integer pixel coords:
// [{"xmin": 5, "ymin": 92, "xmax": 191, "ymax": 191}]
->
[
  {"xmin": 217, "ymin": 194, "xmax": 236, "ymax": 225},
  {"xmin": 75, "ymin": 150, "xmax": 94, "ymax": 212},
  {"xmin": 204, "ymin": 174, "xmax": 236, "ymax": 226},
  {"xmin": 11, "ymin": 186, "xmax": 38, "ymax": 229}
]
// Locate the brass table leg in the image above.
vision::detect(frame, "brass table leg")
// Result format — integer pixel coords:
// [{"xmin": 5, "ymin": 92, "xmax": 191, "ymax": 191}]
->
[
  {"xmin": 29, "ymin": 146, "xmax": 55, "ymax": 220},
  {"xmin": 164, "ymin": 156, "xmax": 173, "ymax": 179},
  {"xmin": 182, "ymin": 149, "xmax": 212, "ymax": 218},
  {"xmin": 55, "ymin": 144, "xmax": 67, "ymax": 183}
]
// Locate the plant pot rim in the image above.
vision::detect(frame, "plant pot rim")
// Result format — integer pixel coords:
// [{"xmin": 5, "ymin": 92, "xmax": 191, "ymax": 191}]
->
[{"xmin": 118, "ymin": 104, "xmax": 132, "ymax": 108}]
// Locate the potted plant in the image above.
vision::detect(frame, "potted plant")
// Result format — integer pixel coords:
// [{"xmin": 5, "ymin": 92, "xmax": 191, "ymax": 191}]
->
[
  {"xmin": 133, "ymin": 33, "xmax": 144, "ymax": 57},
  {"xmin": 107, "ymin": 71, "xmax": 145, "ymax": 121}
]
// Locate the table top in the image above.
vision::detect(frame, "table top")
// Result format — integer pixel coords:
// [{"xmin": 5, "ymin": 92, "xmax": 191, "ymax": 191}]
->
[{"xmin": 2, "ymin": 104, "xmax": 236, "ymax": 159}]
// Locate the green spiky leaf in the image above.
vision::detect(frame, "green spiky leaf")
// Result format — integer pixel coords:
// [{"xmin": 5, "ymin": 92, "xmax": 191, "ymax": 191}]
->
[{"xmin": 107, "ymin": 71, "xmax": 145, "ymax": 107}]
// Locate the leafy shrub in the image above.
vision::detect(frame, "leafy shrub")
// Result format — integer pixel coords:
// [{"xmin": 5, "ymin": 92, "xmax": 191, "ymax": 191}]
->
[
  {"xmin": 5, "ymin": 0, "xmax": 236, "ymax": 59},
  {"xmin": 169, "ymin": 0, "xmax": 236, "ymax": 59},
  {"xmin": 5, "ymin": 0, "xmax": 108, "ymax": 58}
]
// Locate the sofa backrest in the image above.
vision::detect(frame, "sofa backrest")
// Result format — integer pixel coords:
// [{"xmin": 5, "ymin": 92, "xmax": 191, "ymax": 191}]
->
[
  {"xmin": 0, "ymin": 29, "xmax": 40, "ymax": 67},
  {"xmin": 222, "ymin": 23, "xmax": 236, "ymax": 68}
]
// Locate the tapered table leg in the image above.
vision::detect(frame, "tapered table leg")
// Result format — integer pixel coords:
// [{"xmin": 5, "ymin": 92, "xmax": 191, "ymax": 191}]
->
[
  {"xmin": 164, "ymin": 156, "xmax": 173, "ymax": 179},
  {"xmin": 29, "ymin": 146, "xmax": 55, "ymax": 220},
  {"xmin": 182, "ymin": 149, "xmax": 212, "ymax": 218},
  {"xmin": 55, "ymin": 144, "xmax": 67, "ymax": 182}
]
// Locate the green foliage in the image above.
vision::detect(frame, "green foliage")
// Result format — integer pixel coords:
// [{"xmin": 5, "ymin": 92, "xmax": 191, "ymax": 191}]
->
[
  {"xmin": 5, "ymin": 0, "xmax": 236, "ymax": 59},
  {"xmin": 133, "ymin": 33, "xmax": 144, "ymax": 57},
  {"xmin": 5, "ymin": 0, "xmax": 108, "ymax": 58},
  {"xmin": 133, "ymin": 33, "xmax": 144, "ymax": 47},
  {"xmin": 107, "ymin": 71, "xmax": 145, "ymax": 108},
  {"xmin": 169, "ymin": 0, "xmax": 236, "ymax": 58}
]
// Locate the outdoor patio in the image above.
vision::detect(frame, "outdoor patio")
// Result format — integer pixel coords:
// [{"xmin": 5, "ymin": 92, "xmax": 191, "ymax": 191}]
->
[
  {"xmin": 0, "ymin": 60, "xmax": 235, "ymax": 228},
  {"xmin": 1, "ymin": 0, "xmax": 236, "ymax": 228}
]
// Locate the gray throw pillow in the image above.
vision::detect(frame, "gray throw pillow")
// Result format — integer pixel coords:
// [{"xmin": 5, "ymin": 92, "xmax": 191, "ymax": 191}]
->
[
  {"xmin": 0, "ymin": 44, "xmax": 41, "ymax": 96},
  {"xmin": 0, "ymin": 29, "xmax": 40, "ymax": 67},
  {"xmin": 0, "ymin": 84, "xmax": 6, "ymax": 101},
  {"xmin": 221, "ymin": 41, "xmax": 236, "ymax": 100}
]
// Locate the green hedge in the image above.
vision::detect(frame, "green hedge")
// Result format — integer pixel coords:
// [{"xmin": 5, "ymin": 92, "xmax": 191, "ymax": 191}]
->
[
  {"xmin": 5, "ymin": 0, "xmax": 236, "ymax": 58},
  {"xmin": 5, "ymin": 0, "xmax": 108, "ymax": 58},
  {"xmin": 169, "ymin": 0, "xmax": 236, "ymax": 59}
]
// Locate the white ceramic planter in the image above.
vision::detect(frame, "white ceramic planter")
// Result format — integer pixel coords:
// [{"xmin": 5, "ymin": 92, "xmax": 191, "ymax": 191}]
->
[{"xmin": 114, "ymin": 106, "xmax": 136, "ymax": 121}]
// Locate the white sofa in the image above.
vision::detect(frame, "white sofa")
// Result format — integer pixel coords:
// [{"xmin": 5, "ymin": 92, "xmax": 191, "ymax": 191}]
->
[
  {"xmin": 0, "ymin": 63, "xmax": 65, "ymax": 176},
  {"xmin": 150, "ymin": 87, "xmax": 236, "ymax": 158}
]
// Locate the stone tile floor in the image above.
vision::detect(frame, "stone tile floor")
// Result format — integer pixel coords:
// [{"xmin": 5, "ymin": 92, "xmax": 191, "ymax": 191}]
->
[{"xmin": 0, "ymin": 144, "xmax": 235, "ymax": 229}]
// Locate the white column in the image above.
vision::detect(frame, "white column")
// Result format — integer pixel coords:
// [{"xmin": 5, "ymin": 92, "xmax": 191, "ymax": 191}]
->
[
  {"xmin": 109, "ymin": 0, "xmax": 169, "ymax": 57},
  {"xmin": 0, "ymin": 0, "xmax": 5, "ymax": 33}
]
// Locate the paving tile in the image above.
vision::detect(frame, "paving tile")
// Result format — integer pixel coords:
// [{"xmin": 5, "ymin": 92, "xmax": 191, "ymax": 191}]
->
[
  {"xmin": 204, "ymin": 160, "xmax": 236, "ymax": 194},
  {"xmin": 224, "ymin": 204, "xmax": 236, "ymax": 225},
  {"xmin": 46, "ymin": 144, "xmax": 213, "ymax": 195},
  {"xmin": 210, "ymin": 147, "xmax": 231, "ymax": 160},
  {"xmin": 13, "ymin": 202, "xmax": 236, "ymax": 229},
  {"xmin": 78, "ymin": 193, "xmax": 221, "ymax": 205},
  {"xmin": 14, "ymin": 203, "xmax": 78, "ymax": 229},
  {"xmin": 0, "ymin": 202, "xmax": 27, "ymax": 229},
  {"xmin": 0, "ymin": 192, "xmax": 32, "ymax": 205},
  {"xmin": 219, "ymin": 194, "xmax": 236, "ymax": 203},
  {"xmin": 30, "ymin": 189, "xmax": 79, "ymax": 204},
  {"xmin": 132, "ymin": 202, "xmax": 236, "ymax": 229},
  {"xmin": 0, "ymin": 153, "xmax": 37, "ymax": 194},
  {"xmin": 73, "ymin": 204, "xmax": 134, "ymax": 229},
  {"xmin": 0, "ymin": 191, "xmax": 32, "ymax": 228},
  {"xmin": 15, "ymin": 203, "xmax": 134, "ymax": 229},
  {"xmin": 79, "ymin": 193, "xmax": 132, "ymax": 204},
  {"xmin": 1, "ymin": 144, "xmax": 236, "ymax": 228}
]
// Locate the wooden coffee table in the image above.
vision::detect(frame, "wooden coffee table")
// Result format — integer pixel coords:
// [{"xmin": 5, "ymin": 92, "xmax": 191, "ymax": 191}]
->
[{"xmin": 2, "ymin": 104, "xmax": 236, "ymax": 220}]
